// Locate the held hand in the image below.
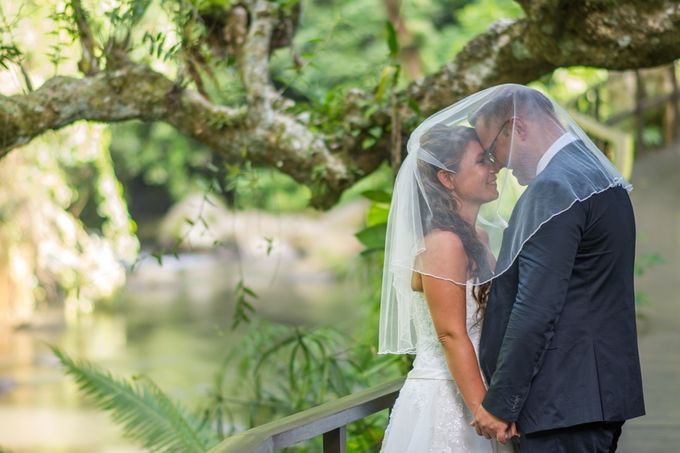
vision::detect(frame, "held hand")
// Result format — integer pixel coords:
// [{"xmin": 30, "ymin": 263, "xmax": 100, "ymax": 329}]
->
[{"xmin": 470, "ymin": 404, "xmax": 513, "ymax": 444}]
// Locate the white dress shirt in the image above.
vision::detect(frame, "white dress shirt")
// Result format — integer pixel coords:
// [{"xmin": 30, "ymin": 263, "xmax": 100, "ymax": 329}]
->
[{"xmin": 535, "ymin": 132, "xmax": 578, "ymax": 176}]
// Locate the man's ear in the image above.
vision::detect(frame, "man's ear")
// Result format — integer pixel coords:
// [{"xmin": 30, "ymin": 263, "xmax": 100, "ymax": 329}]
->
[
  {"xmin": 511, "ymin": 117, "xmax": 528, "ymax": 140},
  {"xmin": 436, "ymin": 169, "xmax": 455, "ymax": 190}
]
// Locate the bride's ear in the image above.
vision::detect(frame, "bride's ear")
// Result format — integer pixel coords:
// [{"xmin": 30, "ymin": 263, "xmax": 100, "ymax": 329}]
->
[{"xmin": 436, "ymin": 169, "xmax": 455, "ymax": 190}]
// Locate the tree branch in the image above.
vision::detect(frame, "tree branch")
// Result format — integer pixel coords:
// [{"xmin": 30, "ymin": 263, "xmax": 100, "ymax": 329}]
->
[
  {"xmin": 517, "ymin": 0, "xmax": 680, "ymax": 69},
  {"xmin": 0, "ymin": 62, "xmax": 351, "ymax": 207},
  {"xmin": 71, "ymin": 0, "xmax": 100, "ymax": 76},
  {"xmin": 240, "ymin": 0, "xmax": 277, "ymax": 113},
  {"xmin": 1, "ymin": 0, "xmax": 679, "ymax": 208},
  {"xmin": 403, "ymin": 18, "xmax": 554, "ymax": 116}
]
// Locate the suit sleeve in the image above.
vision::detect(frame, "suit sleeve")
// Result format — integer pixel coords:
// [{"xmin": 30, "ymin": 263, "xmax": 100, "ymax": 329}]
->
[{"xmin": 481, "ymin": 199, "xmax": 586, "ymax": 421}]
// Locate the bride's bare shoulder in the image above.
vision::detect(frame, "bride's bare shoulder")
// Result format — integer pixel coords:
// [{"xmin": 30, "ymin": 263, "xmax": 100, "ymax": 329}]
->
[{"xmin": 424, "ymin": 229, "xmax": 465, "ymax": 252}]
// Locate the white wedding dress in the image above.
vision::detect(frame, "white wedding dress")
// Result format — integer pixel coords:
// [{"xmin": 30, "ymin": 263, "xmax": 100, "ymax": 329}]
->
[{"xmin": 381, "ymin": 283, "xmax": 514, "ymax": 453}]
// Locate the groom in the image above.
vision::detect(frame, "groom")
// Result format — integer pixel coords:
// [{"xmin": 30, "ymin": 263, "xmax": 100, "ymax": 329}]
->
[{"xmin": 469, "ymin": 86, "xmax": 645, "ymax": 452}]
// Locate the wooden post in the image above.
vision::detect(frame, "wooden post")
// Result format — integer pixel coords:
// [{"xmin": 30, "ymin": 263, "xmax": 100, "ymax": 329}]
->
[
  {"xmin": 668, "ymin": 64, "xmax": 680, "ymax": 143},
  {"xmin": 594, "ymin": 86, "xmax": 601, "ymax": 121},
  {"xmin": 323, "ymin": 426, "xmax": 347, "ymax": 453},
  {"xmin": 635, "ymin": 70, "xmax": 646, "ymax": 154}
]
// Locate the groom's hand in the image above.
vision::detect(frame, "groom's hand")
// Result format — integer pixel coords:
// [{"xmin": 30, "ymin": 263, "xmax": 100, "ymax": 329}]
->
[{"xmin": 471, "ymin": 404, "xmax": 513, "ymax": 444}]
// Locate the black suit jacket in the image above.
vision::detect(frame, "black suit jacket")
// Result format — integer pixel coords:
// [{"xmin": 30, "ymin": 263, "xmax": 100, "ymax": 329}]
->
[{"xmin": 479, "ymin": 142, "xmax": 645, "ymax": 434}]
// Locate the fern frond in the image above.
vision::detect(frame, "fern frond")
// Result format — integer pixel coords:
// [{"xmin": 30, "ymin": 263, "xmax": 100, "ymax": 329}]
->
[{"xmin": 52, "ymin": 346, "xmax": 212, "ymax": 452}]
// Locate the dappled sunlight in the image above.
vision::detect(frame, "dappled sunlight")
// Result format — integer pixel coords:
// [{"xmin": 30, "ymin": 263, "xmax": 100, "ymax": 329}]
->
[{"xmin": 0, "ymin": 123, "xmax": 138, "ymax": 326}]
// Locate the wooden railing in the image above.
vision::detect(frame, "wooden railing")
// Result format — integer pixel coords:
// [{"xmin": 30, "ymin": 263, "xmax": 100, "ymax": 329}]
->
[
  {"xmin": 568, "ymin": 109, "xmax": 635, "ymax": 179},
  {"xmin": 568, "ymin": 62, "xmax": 680, "ymax": 157},
  {"xmin": 208, "ymin": 378, "xmax": 404, "ymax": 453},
  {"xmin": 564, "ymin": 62, "xmax": 680, "ymax": 179}
]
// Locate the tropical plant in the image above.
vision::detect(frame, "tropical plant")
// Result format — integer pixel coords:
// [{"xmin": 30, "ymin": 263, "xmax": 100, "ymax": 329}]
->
[
  {"xmin": 53, "ymin": 234, "xmax": 409, "ymax": 452},
  {"xmin": 52, "ymin": 346, "xmax": 214, "ymax": 452}
]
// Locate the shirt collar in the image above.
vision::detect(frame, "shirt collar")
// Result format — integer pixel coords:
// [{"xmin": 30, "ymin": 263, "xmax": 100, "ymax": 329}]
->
[{"xmin": 536, "ymin": 132, "xmax": 578, "ymax": 175}]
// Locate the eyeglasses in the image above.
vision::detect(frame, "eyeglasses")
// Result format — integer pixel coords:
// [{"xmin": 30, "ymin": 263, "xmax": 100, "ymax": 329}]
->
[{"xmin": 484, "ymin": 119, "xmax": 511, "ymax": 164}]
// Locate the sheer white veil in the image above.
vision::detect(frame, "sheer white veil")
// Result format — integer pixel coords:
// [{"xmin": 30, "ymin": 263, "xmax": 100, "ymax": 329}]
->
[{"xmin": 378, "ymin": 84, "xmax": 631, "ymax": 355}]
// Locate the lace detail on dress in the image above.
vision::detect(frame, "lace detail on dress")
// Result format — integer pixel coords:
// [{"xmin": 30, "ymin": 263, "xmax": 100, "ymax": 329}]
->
[
  {"xmin": 381, "ymin": 282, "xmax": 511, "ymax": 453},
  {"xmin": 407, "ymin": 282, "xmax": 483, "ymax": 380}
]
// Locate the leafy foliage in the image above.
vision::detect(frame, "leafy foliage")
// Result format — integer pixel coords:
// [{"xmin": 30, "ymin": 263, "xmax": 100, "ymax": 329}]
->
[
  {"xmin": 52, "ymin": 346, "xmax": 213, "ymax": 452},
  {"xmin": 94, "ymin": 0, "xmax": 526, "ymax": 215},
  {"xmin": 355, "ymin": 189, "xmax": 391, "ymax": 255},
  {"xmin": 0, "ymin": 43, "xmax": 21, "ymax": 70},
  {"xmin": 231, "ymin": 278, "xmax": 257, "ymax": 329},
  {"xmin": 203, "ymin": 319, "xmax": 407, "ymax": 451}
]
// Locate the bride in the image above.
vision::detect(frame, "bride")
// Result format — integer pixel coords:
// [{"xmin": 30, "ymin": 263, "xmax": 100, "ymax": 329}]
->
[{"xmin": 378, "ymin": 120, "xmax": 515, "ymax": 452}]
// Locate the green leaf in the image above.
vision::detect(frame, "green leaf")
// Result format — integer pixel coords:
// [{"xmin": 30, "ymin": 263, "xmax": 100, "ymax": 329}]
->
[
  {"xmin": 366, "ymin": 203, "xmax": 390, "ymax": 226},
  {"xmin": 355, "ymin": 223, "xmax": 388, "ymax": 250},
  {"xmin": 231, "ymin": 279, "xmax": 258, "ymax": 330},
  {"xmin": 361, "ymin": 190, "xmax": 391, "ymax": 203},
  {"xmin": 368, "ymin": 126, "xmax": 383, "ymax": 138},
  {"xmin": 392, "ymin": 64, "xmax": 402, "ymax": 85},
  {"xmin": 51, "ymin": 347, "xmax": 211, "ymax": 452},
  {"xmin": 362, "ymin": 137, "xmax": 376, "ymax": 149},
  {"xmin": 407, "ymin": 98, "xmax": 421, "ymax": 115},
  {"xmin": 264, "ymin": 237, "xmax": 274, "ymax": 256},
  {"xmin": 130, "ymin": 0, "xmax": 153, "ymax": 25},
  {"xmin": 243, "ymin": 287, "xmax": 258, "ymax": 299},
  {"xmin": 385, "ymin": 21, "xmax": 398, "ymax": 58},
  {"xmin": 151, "ymin": 251, "xmax": 163, "ymax": 265},
  {"xmin": 363, "ymin": 104, "xmax": 379, "ymax": 120},
  {"xmin": 359, "ymin": 247, "xmax": 385, "ymax": 257},
  {"xmin": 375, "ymin": 66, "xmax": 394, "ymax": 101}
]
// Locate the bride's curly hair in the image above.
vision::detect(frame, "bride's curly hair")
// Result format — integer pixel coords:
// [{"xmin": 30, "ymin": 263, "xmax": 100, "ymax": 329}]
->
[{"xmin": 417, "ymin": 124, "xmax": 491, "ymax": 316}]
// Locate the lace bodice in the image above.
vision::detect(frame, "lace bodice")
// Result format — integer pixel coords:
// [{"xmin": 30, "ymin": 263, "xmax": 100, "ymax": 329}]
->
[
  {"xmin": 381, "ymin": 283, "xmax": 513, "ymax": 453},
  {"xmin": 408, "ymin": 282, "xmax": 483, "ymax": 380}
]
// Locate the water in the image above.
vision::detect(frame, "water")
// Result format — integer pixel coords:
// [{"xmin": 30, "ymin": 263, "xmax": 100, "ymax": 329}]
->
[{"xmin": 0, "ymin": 250, "xmax": 368, "ymax": 452}]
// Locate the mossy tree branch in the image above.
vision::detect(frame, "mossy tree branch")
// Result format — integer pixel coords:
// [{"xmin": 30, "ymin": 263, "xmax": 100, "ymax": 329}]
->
[{"xmin": 1, "ymin": 0, "xmax": 679, "ymax": 207}]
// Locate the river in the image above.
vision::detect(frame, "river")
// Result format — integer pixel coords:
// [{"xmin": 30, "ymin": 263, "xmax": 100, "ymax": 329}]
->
[{"xmin": 0, "ymin": 247, "xmax": 369, "ymax": 452}]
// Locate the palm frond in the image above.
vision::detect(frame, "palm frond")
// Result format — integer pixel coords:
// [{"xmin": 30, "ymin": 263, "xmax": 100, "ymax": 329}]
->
[{"xmin": 52, "ymin": 346, "xmax": 213, "ymax": 452}]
